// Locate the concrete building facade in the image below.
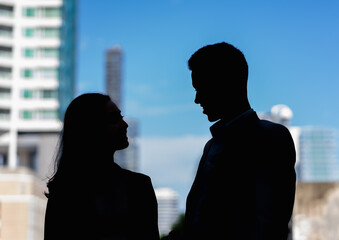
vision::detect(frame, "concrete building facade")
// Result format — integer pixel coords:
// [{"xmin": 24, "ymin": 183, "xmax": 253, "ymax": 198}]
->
[
  {"xmin": 0, "ymin": 167, "xmax": 47, "ymax": 240},
  {"xmin": 0, "ymin": 1, "xmax": 76, "ymax": 239},
  {"xmin": 0, "ymin": 0, "xmax": 76, "ymax": 178}
]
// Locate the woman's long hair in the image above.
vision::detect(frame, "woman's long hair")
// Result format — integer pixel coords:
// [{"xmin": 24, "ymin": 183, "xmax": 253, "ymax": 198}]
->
[{"xmin": 46, "ymin": 93, "xmax": 111, "ymax": 197}]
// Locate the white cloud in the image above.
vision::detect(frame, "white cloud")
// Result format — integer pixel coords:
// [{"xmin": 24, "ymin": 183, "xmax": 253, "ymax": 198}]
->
[{"xmin": 138, "ymin": 134, "xmax": 210, "ymax": 211}]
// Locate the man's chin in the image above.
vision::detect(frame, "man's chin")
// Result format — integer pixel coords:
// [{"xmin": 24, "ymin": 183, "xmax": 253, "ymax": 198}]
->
[{"xmin": 206, "ymin": 113, "xmax": 220, "ymax": 122}]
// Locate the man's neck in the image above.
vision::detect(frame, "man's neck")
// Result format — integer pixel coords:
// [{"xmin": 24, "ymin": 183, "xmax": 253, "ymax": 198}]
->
[{"xmin": 220, "ymin": 101, "xmax": 251, "ymax": 123}]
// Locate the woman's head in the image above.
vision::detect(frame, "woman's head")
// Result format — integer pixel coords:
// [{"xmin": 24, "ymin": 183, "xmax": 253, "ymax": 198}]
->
[
  {"xmin": 62, "ymin": 93, "xmax": 128, "ymax": 153},
  {"xmin": 46, "ymin": 93, "xmax": 128, "ymax": 195}
]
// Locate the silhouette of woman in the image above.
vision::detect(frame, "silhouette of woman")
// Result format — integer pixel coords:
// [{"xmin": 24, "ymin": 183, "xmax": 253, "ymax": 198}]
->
[{"xmin": 44, "ymin": 93, "xmax": 160, "ymax": 240}]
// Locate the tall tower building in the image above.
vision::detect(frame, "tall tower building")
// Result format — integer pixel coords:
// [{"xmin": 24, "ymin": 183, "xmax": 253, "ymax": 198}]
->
[
  {"xmin": 0, "ymin": 0, "xmax": 77, "ymax": 177},
  {"xmin": 105, "ymin": 45, "xmax": 139, "ymax": 171},
  {"xmin": 106, "ymin": 45, "xmax": 122, "ymax": 108}
]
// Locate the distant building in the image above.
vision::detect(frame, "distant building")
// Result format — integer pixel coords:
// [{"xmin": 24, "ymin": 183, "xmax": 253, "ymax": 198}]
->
[
  {"xmin": 293, "ymin": 182, "xmax": 339, "ymax": 240},
  {"xmin": 106, "ymin": 45, "xmax": 122, "ymax": 109},
  {"xmin": 260, "ymin": 105, "xmax": 339, "ymax": 240},
  {"xmin": 0, "ymin": 167, "xmax": 47, "ymax": 240},
  {"xmin": 155, "ymin": 188, "xmax": 179, "ymax": 236},
  {"xmin": 0, "ymin": 0, "xmax": 77, "ymax": 178},
  {"xmin": 259, "ymin": 104, "xmax": 339, "ymax": 182},
  {"xmin": 296, "ymin": 126, "xmax": 339, "ymax": 182},
  {"xmin": 105, "ymin": 45, "xmax": 139, "ymax": 171},
  {"xmin": 0, "ymin": 1, "xmax": 77, "ymax": 239}
]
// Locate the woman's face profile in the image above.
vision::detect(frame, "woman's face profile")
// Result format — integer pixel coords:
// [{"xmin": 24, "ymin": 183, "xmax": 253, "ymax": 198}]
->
[{"xmin": 104, "ymin": 100, "xmax": 129, "ymax": 151}]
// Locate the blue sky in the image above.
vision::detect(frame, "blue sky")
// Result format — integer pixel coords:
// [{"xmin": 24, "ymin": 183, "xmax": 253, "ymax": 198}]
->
[{"xmin": 77, "ymin": 0, "xmax": 339, "ymax": 210}]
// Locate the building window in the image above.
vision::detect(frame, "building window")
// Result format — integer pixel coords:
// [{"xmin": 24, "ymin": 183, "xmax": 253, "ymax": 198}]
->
[
  {"xmin": 0, "ymin": 88, "xmax": 10, "ymax": 98},
  {"xmin": 41, "ymin": 28, "xmax": 60, "ymax": 38},
  {"xmin": 0, "ymin": 46, "xmax": 12, "ymax": 58},
  {"xmin": 39, "ymin": 110, "xmax": 58, "ymax": 119},
  {"xmin": 23, "ymin": 69, "xmax": 34, "ymax": 78},
  {"xmin": 23, "ymin": 8, "xmax": 36, "ymax": 17},
  {"xmin": 40, "ymin": 48, "xmax": 59, "ymax": 58},
  {"xmin": 0, "ymin": 4, "xmax": 13, "ymax": 17},
  {"xmin": 21, "ymin": 110, "xmax": 33, "ymax": 119},
  {"xmin": 0, "ymin": 109, "xmax": 10, "ymax": 120},
  {"xmin": 42, "ymin": 89, "xmax": 58, "ymax": 99},
  {"xmin": 39, "ymin": 68, "xmax": 58, "ymax": 79},
  {"xmin": 0, "ymin": 25, "xmax": 12, "ymax": 38},
  {"xmin": 24, "ymin": 48, "xmax": 34, "ymax": 58},
  {"xmin": 24, "ymin": 28, "xmax": 35, "ymax": 37},
  {"xmin": 0, "ymin": 66, "xmax": 11, "ymax": 79},
  {"xmin": 22, "ymin": 89, "xmax": 34, "ymax": 98},
  {"xmin": 41, "ymin": 8, "xmax": 61, "ymax": 18}
]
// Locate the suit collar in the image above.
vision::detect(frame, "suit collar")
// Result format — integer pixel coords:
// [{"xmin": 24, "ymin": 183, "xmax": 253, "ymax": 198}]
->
[{"xmin": 210, "ymin": 110, "xmax": 259, "ymax": 138}]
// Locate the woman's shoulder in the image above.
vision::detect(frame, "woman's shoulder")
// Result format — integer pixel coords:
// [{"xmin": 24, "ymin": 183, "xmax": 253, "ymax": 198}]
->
[
  {"xmin": 112, "ymin": 162, "xmax": 150, "ymax": 181},
  {"xmin": 120, "ymin": 167, "xmax": 151, "ymax": 182}
]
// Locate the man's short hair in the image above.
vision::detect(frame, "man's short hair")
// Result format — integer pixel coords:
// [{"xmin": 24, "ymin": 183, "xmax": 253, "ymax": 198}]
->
[{"xmin": 188, "ymin": 42, "xmax": 248, "ymax": 85}]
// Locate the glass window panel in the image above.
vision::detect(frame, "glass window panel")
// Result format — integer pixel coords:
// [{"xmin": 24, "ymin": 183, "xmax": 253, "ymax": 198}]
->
[
  {"xmin": 41, "ymin": 28, "xmax": 59, "ymax": 38},
  {"xmin": 41, "ymin": 48, "xmax": 58, "ymax": 58},
  {"xmin": 0, "ymin": 67, "xmax": 11, "ymax": 79},
  {"xmin": 42, "ymin": 90, "xmax": 58, "ymax": 99},
  {"xmin": 23, "ymin": 89, "xmax": 33, "ymax": 98},
  {"xmin": 24, "ymin": 28, "xmax": 35, "ymax": 37},
  {"xmin": 40, "ymin": 110, "xmax": 58, "ymax": 119},
  {"xmin": 0, "ymin": 88, "xmax": 10, "ymax": 98},
  {"xmin": 24, "ymin": 48, "xmax": 34, "ymax": 57},
  {"xmin": 40, "ymin": 68, "xmax": 57, "ymax": 79},
  {"xmin": 23, "ymin": 69, "xmax": 33, "ymax": 78},
  {"xmin": 0, "ymin": 5, "xmax": 13, "ymax": 17},
  {"xmin": 0, "ymin": 109, "xmax": 10, "ymax": 120},
  {"xmin": 42, "ymin": 8, "xmax": 61, "ymax": 18},
  {"xmin": 22, "ymin": 111, "xmax": 33, "ymax": 119},
  {"xmin": 0, "ymin": 46, "xmax": 12, "ymax": 57},
  {"xmin": 24, "ymin": 8, "xmax": 35, "ymax": 17},
  {"xmin": 0, "ymin": 25, "xmax": 12, "ymax": 37}
]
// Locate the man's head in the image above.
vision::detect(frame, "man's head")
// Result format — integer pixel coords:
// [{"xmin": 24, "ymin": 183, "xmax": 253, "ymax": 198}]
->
[{"xmin": 188, "ymin": 42, "xmax": 250, "ymax": 122}]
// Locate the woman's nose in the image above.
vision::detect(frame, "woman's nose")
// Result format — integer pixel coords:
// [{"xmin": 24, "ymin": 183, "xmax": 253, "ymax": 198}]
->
[
  {"xmin": 123, "ymin": 120, "xmax": 128, "ymax": 128},
  {"xmin": 194, "ymin": 92, "xmax": 200, "ymax": 104}
]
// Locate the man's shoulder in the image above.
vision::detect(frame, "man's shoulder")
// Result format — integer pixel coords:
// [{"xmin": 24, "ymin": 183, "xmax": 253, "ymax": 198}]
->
[
  {"xmin": 256, "ymin": 119, "xmax": 291, "ymax": 137},
  {"xmin": 254, "ymin": 119, "xmax": 295, "ymax": 160}
]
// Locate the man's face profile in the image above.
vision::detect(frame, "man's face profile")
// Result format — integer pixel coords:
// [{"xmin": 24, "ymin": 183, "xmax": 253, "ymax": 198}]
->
[{"xmin": 191, "ymin": 70, "xmax": 226, "ymax": 122}]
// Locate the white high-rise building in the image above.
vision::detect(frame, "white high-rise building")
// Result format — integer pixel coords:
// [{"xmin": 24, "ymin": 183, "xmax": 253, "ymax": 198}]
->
[
  {"xmin": 155, "ymin": 188, "xmax": 179, "ymax": 236},
  {"xmin": 296, "ymin": 126, "xmax": 339, "ymax": 182},
  {"xmin": 0, "ymin": 0, "xmax": 76, "ymax": 177},
  {"xmin": 259, "ymin": 105, "xmax": 339, "ymax": 182},
  {"xmin": 0, "ymin": 1, "xmax": 76, "ymax": 239}
]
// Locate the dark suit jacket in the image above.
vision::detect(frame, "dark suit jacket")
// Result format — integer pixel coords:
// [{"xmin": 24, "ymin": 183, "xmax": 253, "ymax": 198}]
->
[
  {"xmin": 184, "ymin": 111, "xmax": 296, "ymax": 240},
  {"xmin": 44, "ymin": 163, "xmax": 160, "ymax": 240}
]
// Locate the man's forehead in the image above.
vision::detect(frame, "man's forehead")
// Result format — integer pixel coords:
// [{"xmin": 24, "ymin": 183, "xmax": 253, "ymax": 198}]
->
[{"xmin": 191, "ymin": 70, "xmax": 221, "ymax": 87}]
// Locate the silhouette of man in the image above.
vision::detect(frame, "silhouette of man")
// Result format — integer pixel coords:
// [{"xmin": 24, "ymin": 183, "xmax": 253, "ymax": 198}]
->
[{"xmin": 183, "ymin": 42, "xmax": 296, "ymax": 240}]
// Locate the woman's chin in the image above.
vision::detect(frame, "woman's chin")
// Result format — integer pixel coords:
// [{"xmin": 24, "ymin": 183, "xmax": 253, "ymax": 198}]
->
[{"xmin": 117, "ymin": 140, "xmax": 129, "ymax": 150}]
